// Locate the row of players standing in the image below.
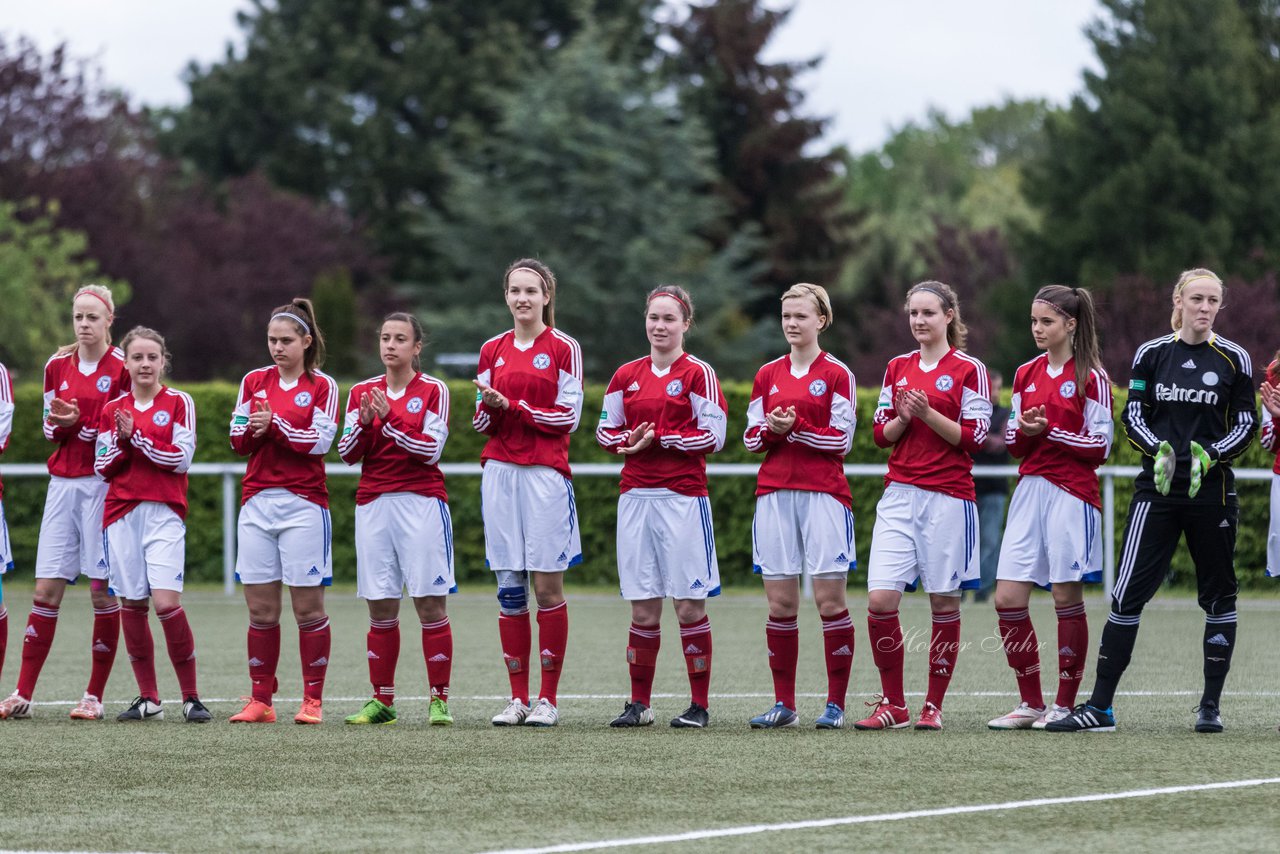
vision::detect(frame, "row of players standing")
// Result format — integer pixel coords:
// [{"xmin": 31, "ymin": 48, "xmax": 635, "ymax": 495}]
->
[{"xmin": 0, "ymin": 263, "xmax": 1268, "ymax": 732}]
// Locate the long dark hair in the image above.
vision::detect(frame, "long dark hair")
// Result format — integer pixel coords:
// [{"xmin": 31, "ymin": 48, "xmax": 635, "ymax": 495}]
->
[
  {"xmin": 1034, "ymin": 285, "xmax": 1105, "ymax": 398},
  {"xmin": 382, "ymin": 311, "xmax": 425, "ymax": 372},
  {"xmin": 269, "ymin": 298, "xmax": 326, "ymax": 375},
  {"xmin": 503, "ymin": 258, "xmax": 557, "ymax": 328},
  {"xmin": 905, "ymin": 280, "xmax": 967, "ymax": 349}
]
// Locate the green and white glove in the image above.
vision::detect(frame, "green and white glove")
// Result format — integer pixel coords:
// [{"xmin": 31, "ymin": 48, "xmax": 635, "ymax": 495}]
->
[
  {"xmin": 1189, "ymin": 441, "xmax": 1214, "ymax": 499},
  {"xmin": 1153, "ymin": 440, "xmax": 1175, "ymax": 496}
]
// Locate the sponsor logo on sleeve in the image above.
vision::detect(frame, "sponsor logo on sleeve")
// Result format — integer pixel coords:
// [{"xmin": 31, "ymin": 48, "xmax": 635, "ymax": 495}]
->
[{"xmin": 1129, "ymin": 379, "xmax": 1146, "ymax": 390}]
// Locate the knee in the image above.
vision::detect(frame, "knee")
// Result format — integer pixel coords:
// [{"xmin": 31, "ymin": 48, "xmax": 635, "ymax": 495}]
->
[
  {"xmin": 497, "ymin": 585, "xmax": 528, "ymax": 616},
  {"xmin": 673, "ymin": 599, "xmax": 705, "ymax": 625},
  {"xmin": 415, "ymin": 597, "xmax": 447, "ymax": 624},
  {"xmin": 89, "ymin": 585, "xmax": 117, "ymax": 610},
  {"xmin": 866, "ymin": 590, "xmax": 899, "ymax": 613},
  {"xmin": 992, "ymin": 590, "xmax": 1025, "ymax": 611}
]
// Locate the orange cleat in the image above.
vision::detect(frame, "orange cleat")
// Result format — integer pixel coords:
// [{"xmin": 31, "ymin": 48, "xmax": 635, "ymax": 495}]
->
[
  {"xmin": 294, "ymin": 696, "xmax": 323, "ymax": 725},
  {"xmin": 229, "ymin": 699, "xmax": 277, "ymax": 723}
]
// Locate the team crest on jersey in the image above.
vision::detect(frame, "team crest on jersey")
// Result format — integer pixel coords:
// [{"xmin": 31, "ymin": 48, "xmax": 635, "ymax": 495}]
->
[
  {"xmin": 1059, "ymin": 380, "xmax": 1077, "ymax": 399},
  {"xmin": 95, "ymin": 376, "xmax": 111, "ymax": 393},
  {"xmin": 1202, "ymin": 371, "xmax": 1218, "ymax": 387},
  {"xmin": 532, "ymin": 353, "xmax": 551, "ymax": 370},
  {"xmin": 406, "ymin": 396, "xmax": 424, "ymax": 414},
  {"xmin": 934, "ymin": 374, "xmax": 954, "ymax": 392},
  {"xmin": 809, "ymin": 379, "xmax": 828, "ymax": 397},
  {"xmin": 294, "ymin": 391, "xmax": 312, "ymax": 407},
  {"xmin": 152, "ymin": 410, "xmax": 171, "ymax": 427},
  {"xmin": 666, "ymin": 379, "xmax": 684, "ymax": 396}
]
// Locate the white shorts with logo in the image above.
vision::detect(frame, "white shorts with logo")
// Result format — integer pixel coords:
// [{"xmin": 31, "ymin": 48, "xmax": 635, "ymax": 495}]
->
[
  {"xmin": 481, "ymin": 461, "xmax": 581, "ymax": 573},
  {"xmin": 35, "ymin": 476, "xmax": 109, "ymax": 581},
  {"xmin": 356, "ymin": 492, "xmax": 456, "ymax": 599},
  {"xmin": 235, "ymin": 488, "xmax": 333, "ymax": 587},
  {"xmin": 0, "ymin": 498, "xmax": 11, "ymax": 574},
  {"xmin": 752, "ymin": 490, "xmax": 856, "ymax": 578},
  {"xmin": 868, "ymin": 483, "xmax": 978, "ymax": 594},
  {"xmin": 104, "ymin": 503, "xmax": 186, "ymax": 600},
  {"xmin": 1268, "ymin": 475, "xmax": 1280, "ymax": 579},
  {"xmin": 617, "ymin": 489, "xmax": 720, "ymax": 600},
  {"xmin": 997, "ymin": 475, "xmax": 1102, "ymax": 587}
]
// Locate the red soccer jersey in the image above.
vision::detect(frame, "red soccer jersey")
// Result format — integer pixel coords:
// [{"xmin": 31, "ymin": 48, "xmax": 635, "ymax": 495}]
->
[
  {"xmin": 43, "ymin": 348, "xmax": 130, "ymax": 478},
  {"xmin": 230, "ymin": 366, "xmax": 338, "ymax": 507},
  {"xmin": 0, "ymin": 362, "xmax": 12, "ymax": 500},
  {"xmin": 95, "ymin": 387, "xmax": 196, "ymax": 527},
  {"xmin": 1005, "ymin": 355, "xmax": 1113, "ymax": 508},
  {"xmin": 596, "ymin": 353, "xmax": 728, "ymax": 496},
  {"xmin": 339, "ymin": 372, "xmax": 450, "ymax": 505},
  {"xmin": 743, "ymin": 352, "xmax": 856, "ymax": 508},
  {"xmin": 472, "ymin": 327, "xmax": 583, "ymax": 479},
  {"xmin": 1264, "ymin": 360, "xmax": 1280, "ymax": 474},
  {"xmin": 872, "ymin": 348, "xmax": 991, "ymax": 501}
]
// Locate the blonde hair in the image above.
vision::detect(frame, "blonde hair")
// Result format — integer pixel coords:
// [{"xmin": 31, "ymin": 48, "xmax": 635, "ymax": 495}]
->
[
  {"xmin": 58, "ymin": 283, "xmax": 116, "ymax": 356},
  {"xmin": 905, "ymin": 280, "xmax": 968, "ymax": 349},
  {"xmin": 120, "ymin": 326, "xmax": 172, "ymax": 378},
  {"xmin": 780, "ymin": 282, "xmax": 833, "ymax": 331},
  {"xmin": 1171, "ymin": 268, "xmax": 1224, "ymax": 331}
]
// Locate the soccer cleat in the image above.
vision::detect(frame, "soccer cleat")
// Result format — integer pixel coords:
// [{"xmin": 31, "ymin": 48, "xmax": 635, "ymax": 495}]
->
[
  {"xmin": 914, "ymin": 702, "xmax": 943, "ymax": 731},
  {"xmin": 491, "ymin": 698, "xmax": 531, "ymax": 727},
  {"xmin": 988, "ymin": 701, "xmax": 1045, "ymax": 730},
  {"xmin": 853, "ymin": 697, "xmax": 911, "ymax": 730},
  {"xmin": 670, "ymin": 703, "xmax": 709, "ymax": 729},
  {"xmin": 1031, "ymin": 704, "xmax": 1072, "ymax": 730},
  {"xmin": 428, "ymin": 697, "xmax": 453, "ymax": 727},
  {"xmin": 182, "ymin": 697, "xmax": 213, "ymax": 723},
  {"xmin": 749, "ymin": 702, "xmax": 799, "ymax": 729},
  {"xmin": 815, "ymin": 702, "xmax": 845, "ymax": 730},
  {"xmin": 344, "ymin": 698, "xmax": 397, "ymax": 725},
  {"xmin": 609, "ymin": 701, "xmax": 655, "ymax": 728},
  {"xmin": 69, "ymin": 693, "xmax": 104, "ymax": 720},
  {"xmin": 294, "ymin": 696, "xmax": 323, "ymax": 724},
  {"xmin": 117, "ymin": 696, "xmax": 164, "ymax": 722},
  {"xmin": 0, "ymin": 692, "xmax": 32, "ymax": 720},
  {"xmin": 229, "ymin": 698, "xmax": 277, "ymax": 723},
  {"xmin": 524, "ymin": 697, "xmax": 559, "ymax": 727},
  {"xmin": 1044, "ymin": 703, "xmax": 1116, "ymax": 732},
  {"xmin": 1194, "ymin": 702, "xmax": 1223, "ymax": 734}
]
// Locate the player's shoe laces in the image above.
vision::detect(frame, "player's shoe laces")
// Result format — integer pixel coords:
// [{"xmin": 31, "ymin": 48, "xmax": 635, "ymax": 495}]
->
[
  {"xmin": 182, "ymin": 697, "xmax": 213, "ymax": 723},
  {"xmin": 1194, "ymin": 701, "xmax": 1223, "ymax": 734},
  {"xmin": 0, "ymin": 692, "xmax": 32, "ymax": 720},
  {"xmin": 988, "ymin": 701, "xmax": 1044, "ymax": 730},
  {"xmin": 609, "ymin": 701, "xmax": 655, "ymax": 728},
  {"xmin": 914, "ymin": 702, "xmax": 943, "ymax": 731},
  {"xmin": 294, "ymin": 696, "xmax": 323, "ymax": 724},
  {"xmin": 229, "ymin": 698, "xmax": 277, "ymax": 723},
  {"xmin": 492, "ymin": 698, "xmax": 531, "ymax": 726},
  {"xmin": 815, "ymin": 702, "xmax": 845, "ymax": 730},
  {"xmin": 117, "ymin": 696, "xmax": 164, "ymax": 722},
  {"xmin": 69, "ymin": 693, "xmax": 104, "ymax": 720},
  {"xmin": 345, "ymin": 698, "xmax": 397, "ymax": 725},
  {"xmin": 428, "ymin": 697, "xmax": 453, "ymax": 726},
  {"xmin": 670, "ymin": 702, "xmax": 709, "ymax": 729},
  {"xmin": 749, "ymin": 702, "xmax": 799, "ymax": 729},
  {"xmin": 1044, "ymin": 703, "xmax": 1116, "ymax": 732},
  {"xmin": 524, "ymin": 698, "xmax": 560, "ymax": 727},
  {"xmin": 853, "ymin": 696, "xmax": 910, "ymax": 730},
  {"xmin": 1031, "ymin": 704, "xmax": 1071, "ymax": 730}
]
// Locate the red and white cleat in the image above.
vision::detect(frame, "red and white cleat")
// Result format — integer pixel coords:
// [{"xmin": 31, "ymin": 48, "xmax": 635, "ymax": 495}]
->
[
  {"xmin": 69, "ymin": 693, "xmax": 104, "ymax": 720},
  {"xmin": 0, "ymin": 692, "xmax": 32, "ymax": 720},
  {"xmin": 852, "ymin": 696, "xmax": 911, "ymax": 730},
  {"xmin": 915, "ymin": 702, "xmax": 943, "ymax": 731}
]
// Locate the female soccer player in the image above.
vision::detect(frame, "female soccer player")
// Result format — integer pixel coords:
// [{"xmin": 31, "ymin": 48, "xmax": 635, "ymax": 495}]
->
[
  {"xmin": 474, "ymin": 258, "xmax": 583, "ymax": 728},
  {"xmin": 1049, "ymin": 269, "xmax": 1256, "ymax": 734},
  {"xmin": 0, "ymin": 285, "xmax": 128, "ymax": 721},
  {"xmin": 0, "ymin": 361, "xmax": 12, "ymax": 684},
  {"xmin": 228, "ymin": 299, "xmax": 338, "ymax": 724},
  {"xmin": 1260, "ymin": 357, "xmax": 1280, "ymax": 586},
  {"xmin": 597, "ymin": 286, "xmax": 727, "ymax": 729},
  {"xmin": 743, "ymin": 283, "xmax": 857, "ymax": 730},
  {"xmin": 858, "ymin": 281, "xmax": 992, "ymax": 732},
  {"xmin": 94, "ymin": 327, "xmax": 210, "ymax": 723},
  {"xmin": 987, "ymin": 286, "xmax": 1111, "ymax": 731},
  {"xmin": 339, "ymin": 312, "xmax": 455, "ymax": 726}
]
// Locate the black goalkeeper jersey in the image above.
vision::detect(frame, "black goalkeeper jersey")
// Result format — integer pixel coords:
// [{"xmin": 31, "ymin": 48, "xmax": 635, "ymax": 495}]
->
[{"xmin": 1121, "ymin": 332, "xmax": 1257, "ymax": 504}]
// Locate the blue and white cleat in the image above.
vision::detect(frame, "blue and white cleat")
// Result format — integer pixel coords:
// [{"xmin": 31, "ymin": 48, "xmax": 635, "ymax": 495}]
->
[
  {"xmin": 1044, "ymin": 703, "xmax": 1116, "ymax": 732},
  {"xmin": 749, "ymin": 702, "xmax": 799, "ymax": 729},
  {"xmin": 815, "ymin": 702, "xmax": 845, "ymax": 730}
]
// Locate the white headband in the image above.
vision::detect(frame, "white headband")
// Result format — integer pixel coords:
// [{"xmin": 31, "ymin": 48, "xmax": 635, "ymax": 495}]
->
[{"xmin": 271, "ymin": 312, "xmax": 311, "ymax": 335}]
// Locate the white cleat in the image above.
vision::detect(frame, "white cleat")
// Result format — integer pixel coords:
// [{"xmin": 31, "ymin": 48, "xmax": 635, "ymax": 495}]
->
[
  {"xmin": 988, "ymin": 701, "xmax": 1045, "ymax": 730},
  {"xmin": 491, "ymin": 698, "xmax": 531, "ymax": 727},
  {"xmin": 0, "ymin": 692, "xmax": 32, "ymax": 720},
  {"xmin": 524, "ymin": 698, "xmax": 560, "ymax": 727},
  {"xmin": 1032, "ymin": 703, "xmax": 1072, "ymax": 730},
  {"xmin": 69, "ymin": 693, "xmax": 105, "ymax": 720}
]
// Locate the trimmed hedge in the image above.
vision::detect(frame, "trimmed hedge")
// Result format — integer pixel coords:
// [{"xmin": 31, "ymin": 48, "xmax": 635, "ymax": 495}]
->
[{"xmin": 1, "ymin": 381, "xmax": 1275, "ymax": 588}]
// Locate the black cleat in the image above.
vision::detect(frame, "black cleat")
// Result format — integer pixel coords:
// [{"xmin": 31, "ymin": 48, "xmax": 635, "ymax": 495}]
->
[
  {"xmin": 117, "ymin": 696, "xmax": 164, "ymax": 722},
  {"xmin": 609, "ymin": 701, "xmax": 654, "ymax": 728},
  {"xmin": 1194, "ymin": 702, "xmax": 1223, "ymax": 734},
  {"xmin": 670, "ymin": 702, "xmax": 710, "ymax": 729},
  {"xmin": 183, "ymin": 696, "xmax": 213, "ymax": 723},
  {"xmin": 1043, "ymin": 703, "xmax": 1115, "ymax": 733}
]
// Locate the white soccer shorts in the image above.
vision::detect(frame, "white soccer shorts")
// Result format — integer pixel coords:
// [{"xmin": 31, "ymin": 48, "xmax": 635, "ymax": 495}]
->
[
  {"xmin": 0, "ymin": 498, "xmax": 11, "ymax": 574},
  {"xmin": 616, "ymin": 489, "xmax": 720, "ymax": 600},
  {"xmin": 104, "ymin": 502, "xmax": 187, "ymax": 600},
  {"xmin": 356, "ymin": 492, "xmax": 456, "ymax": 599},
  {"xmin": 996, "ymin": 475, "xmax": 1102, "ymax": 587},
  {"xmin": 752, "ymin": 490, "xmax": 856, "ymax": 578},
  {"xmin": 481, "ymin": 461, "xmax": 582, "ymax": 573},
  {"xmin": 35, "ymin": 476, "xmax": 109, "ymax": 581},
  {"xmin": 235, "ymin": 488, "xmax": 333, "ymax": 587},
  {"xmin": 867, "ymin": 483, "xmax": 978, "ymax": 594},
  {"xmin": 1268, "ymin": 475, "xmax": 1280, "ymax": 579}
]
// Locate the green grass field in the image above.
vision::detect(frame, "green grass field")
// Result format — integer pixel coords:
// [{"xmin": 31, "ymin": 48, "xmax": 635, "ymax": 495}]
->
[{"xmin": 1, "ymin": 582, "xmax": 1279, "ymax": 852}]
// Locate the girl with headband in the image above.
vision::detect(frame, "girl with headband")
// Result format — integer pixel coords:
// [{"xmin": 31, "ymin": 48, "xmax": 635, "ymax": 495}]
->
[
  {"xmin": 474, "ymin": 258, "xmax": 584, "ymax": 728},
  {"xmin": 0, "ymin": 361, "xmax": 13, "ymax": 692},
  {"xmin": 597, "ymin": 285, "xmax": 728, "ymax": 729}
]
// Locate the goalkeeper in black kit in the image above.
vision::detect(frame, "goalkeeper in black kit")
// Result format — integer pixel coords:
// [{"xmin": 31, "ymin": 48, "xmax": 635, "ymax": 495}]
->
[{"xmin": 1048, "ymin": 269, "xmax": 1258, "ymax": 733}]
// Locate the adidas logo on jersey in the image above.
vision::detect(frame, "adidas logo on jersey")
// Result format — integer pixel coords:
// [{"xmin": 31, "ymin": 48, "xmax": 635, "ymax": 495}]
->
[
  {"xmin": 367, "ymin": 651, "xmax": 380, "ymax": 660},
  {"xmin": 689, "ymin": 578, "xmax": 706, "ymax": 590},
  {"xmin": 307, "ymin": 566, "xmax": 321, "ymax": 576},
  {"xmin": 1059, "ymin": 646, "xmax": 1076, "ymax": 656},
  {"xmin": 254, "ymin": 390, "xmax": 267, "ymax": 398},
  {"xmin": 832, "ymin": 645, "xmax": 853, "ymax": 656},
  {"xmin": 627, "ymin": 381, "xmax": 640, "ymax": 392},
  {"xmin": 1182, "ymin": 359, "xmax": 1197, "ymax": 369},
  {"xmin": 429, "ymin": 653, "xmax": 450, "ymax": 662},
  {"xmin": 895, "ymin": 377, "xmax": 908, "ymax": 387},
  {"xmin": 684, "ymin": 644, "xmax": 703, "ymax": 655},
  {"xmin": 769, "ymin": 385, "xmax": 780, "ymax": 394},
  {"xmin": 248, "ymin": 657, "xmax": 264, "ymax": 667},
  {"xmin": 309, "ymin": 657, "xmax": 329, "ymax": 667},
  {"xmin": 1219, "ymin": 519, "xmax": 1230, "ymax": 528},
  {"xmin": 433, "ymin": 575, "xmax": 447, "ymax": 586},
  {"xmin": 494, "ymin": 357, "xmax": 506, "ymax": 368},
  {"xmin": 1026, "ymin": 383, "xmax": 1037, "ymax": 393},
  {"xmin": 1207, "ymin": 633, "xmax": 1231, "ymax": 646}
]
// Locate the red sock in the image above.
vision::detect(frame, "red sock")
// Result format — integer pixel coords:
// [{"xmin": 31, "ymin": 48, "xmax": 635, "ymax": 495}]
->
[
  {"xmin": 16, "ymin": 601, "xmax": 59, "ymax": 700},
  {"xmin": 0, "ymin": 605, "xmax": 8, "ymax": 684},
  {"xmin": 627, "ymin": 622, "xmax": 661, "ymax": 705},
  {"xmin": 157, "ymin": 606, "xmax": 198, "ymax": 699},
  {"xmin": 1055, "ymin": 603, "xmax": 1089, "ymax": 708},
  {"xmin": 247, "ymin": 621, "xmax": 280, "ymax": 704},
  {"xmin": 765, "ymin": 616, "xmax": 799, "ymax": 709},
  {"xmin": 121, "ymin": 604, "xmax": 158, "ymax": 702},
  {"xmin": 925, "ymin": 611, "xmax": 961, "ymax": 708},
  {"xmin": 536, "ymin": 602, "xmax": 568, "ymax": 705},
  {"xmin": 821, "ymin": 610, "xmax": 855, "ymax": 708},
  {"xmin": 996, "ymin": 606, "xmax": 1043, "ymax": 707},
  {"xmin": 498, "ymin": 611, "xmax": 531, "ymax": 704},
  {"xmin": 680, "ymin": 616, "xmax": 712, "ymax": 708},
  {"xmin": 366, "ymin": 617, "xmax": 399, "ymax": 706},
  {"xmin": 866, "ymin": 609, "xmax": 905, "ymax": 707},
  {"xmin": 86, "ymin": 603, "xmax": 121, "ymax": 700},
  {"xmin": 421, "ymin": 616, "xmax": 452, "ymax": 701},
  {"xmin": 298, "ymin": 615, "xmax": 331, "ymax": 701}
]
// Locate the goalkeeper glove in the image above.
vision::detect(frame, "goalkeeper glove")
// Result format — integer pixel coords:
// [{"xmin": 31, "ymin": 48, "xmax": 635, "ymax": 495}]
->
[
  {"xmin": 1153, "ymin": 441, "xmax": 1175, "ymax": 496},
  {"xmin": 1189, "ymin": 441, "xmax": 1214, "ymax": 498}
]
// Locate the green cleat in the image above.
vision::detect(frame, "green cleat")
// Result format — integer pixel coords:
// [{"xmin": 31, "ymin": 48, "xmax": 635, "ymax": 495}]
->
[
  {"xmin": 428, "ymin": 697, "xmax": 453, "ymax": 726},
  {"xmin": 344, "ymin": 699, "xmax": 397, "ymax": 725}
]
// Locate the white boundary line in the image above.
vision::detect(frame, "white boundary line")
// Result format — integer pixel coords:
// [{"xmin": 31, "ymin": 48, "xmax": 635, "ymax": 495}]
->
[{"xmin": 480, "ymin": 777, "xmax": 1280, "ymax": 854}]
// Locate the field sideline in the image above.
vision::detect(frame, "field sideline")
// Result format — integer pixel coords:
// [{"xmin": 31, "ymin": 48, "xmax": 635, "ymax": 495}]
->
[{"xmin": 1, "ymin": 582, "xmax": 1280, "ymax": 852}]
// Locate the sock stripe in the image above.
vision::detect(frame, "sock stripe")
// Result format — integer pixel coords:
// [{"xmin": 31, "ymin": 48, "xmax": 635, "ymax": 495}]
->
[
  {"xmin": 996, "ymin": 608, "xmax": 1031, "ymax": 622},
  {"xmin": 538, "ymin": 601, "xmax": 567, "ymax": 615},
  {"xmin": 821, "ymin": 617, "xmax": 854, "ymax": 633},
  {"xmin": 298, "ymin": 616, "xmax": 330, "ymax": 632},
  {"xmin": 420, "ymin": 616, "xmax": 450, "ymax": 631},
  {"xmin": 631, "ymin": 624, "xmax": 663, "ymax": 639},
  {"xmin": 1055, "ymin": 603, "xmax": 1087, "ymax": 618},
  {"xmin": 1107, "ymin": 613, "xmax": 1141, "ymax": 627},
  {"xmin": 249, "ymin": 620, "xmax": 279, "ymax": 631},
  {"xmin": 867, "ymin": 609, "xmax": 899, "ymax": 621},
  {"xmin": 678, "ymin": 617, "xmax": 710, "ymax": 637},
  {"xmin": 93, "ymin": 604, "xmax": 122, "ymax": 616},
  {"xmin": 369, "ymin": 617, "xmax": 400, "ymax": 630},
  {"xmin": 32, "ymin": 604, "xmax": 60, "ymax": 619},
  {"xmin": 931, "ymin": 611, "xmax": 961, "ymax": 624},
  {"xmin": 1205, "ymin": 612, "xmax": 1238, "ymax": 625},
  {"xmin": 766, "ymin": 619, "xmax": 798, "ymax": 632},
  {"xmin": 156, "ymin": 607, "xmax": 184, "ymax": 621}
]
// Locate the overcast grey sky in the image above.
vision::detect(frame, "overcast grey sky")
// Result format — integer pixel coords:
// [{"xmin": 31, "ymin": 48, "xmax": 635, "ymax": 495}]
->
[{"xmin": 3, "ymin": 0, "xmax": 1100, "ymax": 153}]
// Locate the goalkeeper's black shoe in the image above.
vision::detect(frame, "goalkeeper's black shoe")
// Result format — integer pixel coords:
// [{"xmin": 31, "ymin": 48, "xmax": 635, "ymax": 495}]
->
[{"xmin": 1194, "ymin": 702, "xmax": 1223, "ymax": 734}]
